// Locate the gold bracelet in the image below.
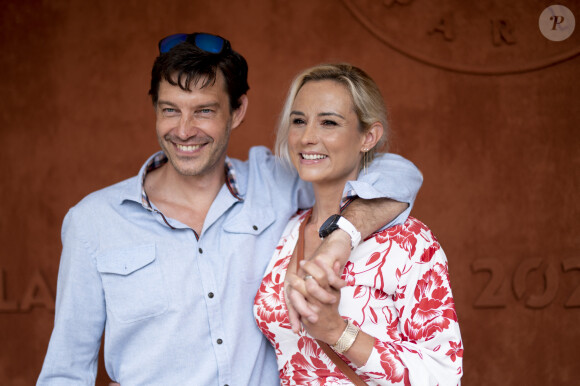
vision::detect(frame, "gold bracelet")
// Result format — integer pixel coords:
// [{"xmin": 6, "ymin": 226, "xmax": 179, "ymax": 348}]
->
[{"xmin": 331, "ymin": 319, "xmax": 360, "ymax": 354}]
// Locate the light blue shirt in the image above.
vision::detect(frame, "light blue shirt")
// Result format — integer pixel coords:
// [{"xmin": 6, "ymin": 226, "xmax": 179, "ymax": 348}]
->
[{"xmin": 37, "ymin": 146, "xmax": 422, "ymax": 385}]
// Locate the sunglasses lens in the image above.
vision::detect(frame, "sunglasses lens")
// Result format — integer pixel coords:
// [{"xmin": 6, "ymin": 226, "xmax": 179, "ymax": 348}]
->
[
  {"xmin": 194, "ymin": 33, "xmax": 225, "ymax": 54},
  {"xmin": 159, "ymin": 33, "xmax": 188, "ymax": 53}
]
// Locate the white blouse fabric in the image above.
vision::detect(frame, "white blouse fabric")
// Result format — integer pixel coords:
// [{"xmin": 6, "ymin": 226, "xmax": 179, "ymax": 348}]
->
[{"xmin": 254, "ymin": 210, "xmax": 463, "ymax": 385}]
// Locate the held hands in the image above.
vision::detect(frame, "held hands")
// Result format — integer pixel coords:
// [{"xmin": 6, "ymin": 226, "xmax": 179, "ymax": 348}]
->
[
  {"xmin": 286, "ymin": 258, "xmax": 347, "ymax": 344},
  {"xmin": 285, "ymin": 229, "xmax": 351, "ymax": 333},
  {"xmin": 301, "ymin": 276, "xmax": 347, "ymax": 345}
]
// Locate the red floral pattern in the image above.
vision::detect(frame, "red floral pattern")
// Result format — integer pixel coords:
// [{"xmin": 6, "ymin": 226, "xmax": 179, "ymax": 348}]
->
[
  {"xmin": 446, "ymin": 341, "xmax": 464, "ymax": 363},
  {"xmin": 254, "ymin": 212, "xmax": 463, "ymax": 385}
]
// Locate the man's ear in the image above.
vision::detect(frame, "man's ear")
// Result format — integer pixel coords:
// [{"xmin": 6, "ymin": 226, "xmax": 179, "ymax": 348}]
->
[
  {"xmin": 361, "ymin": 122, "xmax": 384, "ymax": 150},
  {"xmin": 231, "ymin": 94, "xmax": 248, "ymax": 130}
]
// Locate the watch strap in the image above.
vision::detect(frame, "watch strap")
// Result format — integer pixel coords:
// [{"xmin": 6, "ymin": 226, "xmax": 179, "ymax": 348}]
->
[{"xmin": 336, "ymin": 216, "xmax": 362, "ymax": 249}]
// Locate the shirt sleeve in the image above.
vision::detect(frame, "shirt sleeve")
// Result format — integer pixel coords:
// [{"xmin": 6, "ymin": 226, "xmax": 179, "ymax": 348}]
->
[
  {"xmin": 247, "ymin": 148, "xmax": 422, "ymax": 224},
  {"xmin": 355, "ymin": 238, "xmax": 463, "ymax": 385},
  {"xmin": 344, "ymin": 153, "xmax": 423, "ymax": 228},
  {"xmin": 245, "ymin": 146, "xmax": 314, "ymax": 211},
  {"xmin": 37, "ymin": 208, "xmax": 106, "ymax": 385}
]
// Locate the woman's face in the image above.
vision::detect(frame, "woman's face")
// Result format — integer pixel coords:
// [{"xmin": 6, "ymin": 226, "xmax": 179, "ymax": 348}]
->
[{"xmin": 287, "ymin": 80, "xmax": 366, "ymax": 185}]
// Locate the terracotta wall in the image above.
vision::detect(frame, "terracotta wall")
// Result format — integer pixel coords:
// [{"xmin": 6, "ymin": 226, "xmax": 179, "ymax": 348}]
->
[{"xmin": 1, "ymin": 0, "xmax": 578, "ymax": 384}]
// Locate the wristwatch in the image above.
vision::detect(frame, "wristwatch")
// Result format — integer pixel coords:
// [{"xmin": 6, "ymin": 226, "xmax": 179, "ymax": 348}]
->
[{"xmin": 318, "ymin": 214, "xmax": 361, "ymax": 249}]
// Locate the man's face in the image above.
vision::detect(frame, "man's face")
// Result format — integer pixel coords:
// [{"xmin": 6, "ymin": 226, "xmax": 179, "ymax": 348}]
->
[{"xmin": 155, "ymin": 72, "xmax": 245, "ymax": 178}]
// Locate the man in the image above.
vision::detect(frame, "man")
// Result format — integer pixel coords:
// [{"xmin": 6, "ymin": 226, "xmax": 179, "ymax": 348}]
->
[{"xmin": 38, "ymin": 32, "xmax": 422, "ymax": 385}]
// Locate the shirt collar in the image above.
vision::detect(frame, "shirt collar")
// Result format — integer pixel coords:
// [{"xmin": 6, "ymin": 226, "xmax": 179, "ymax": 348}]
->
[
  {"xmin": 127, "ymin": 151, "xmax": 243, "ymax": 211},
  {"xmin": 224, "ymin": 157, "xmax": 243, "ymax": 201},
  {"xmin": 140, "ymin": 152, "xmax": 168, "ymax": 210}
]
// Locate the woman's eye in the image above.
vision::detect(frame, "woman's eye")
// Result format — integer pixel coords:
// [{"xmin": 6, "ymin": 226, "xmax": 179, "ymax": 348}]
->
[
  {"xmin": 292, "ymin": 118, "xmax": 305, "ymax": 125},
  {"xmin": 322, "ymin": 120, "xmax": 338, "ymax": 126}
]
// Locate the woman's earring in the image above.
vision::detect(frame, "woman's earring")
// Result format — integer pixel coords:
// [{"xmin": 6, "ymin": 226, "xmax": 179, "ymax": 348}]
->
[{"xmin": 362, "ymin": 149, "xmax": 368, "ymax": 175}]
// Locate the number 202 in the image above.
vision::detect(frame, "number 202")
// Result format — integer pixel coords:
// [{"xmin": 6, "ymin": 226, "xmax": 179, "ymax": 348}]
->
[{"xmin": 471, "ymin": 257, "xmax": 580, "ymax": 308}]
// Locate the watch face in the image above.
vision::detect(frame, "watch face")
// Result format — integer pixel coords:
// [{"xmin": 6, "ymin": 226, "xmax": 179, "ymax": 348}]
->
[{"xmin": 319, "ymin": 214, "xmax": 341, "ymax": 238}]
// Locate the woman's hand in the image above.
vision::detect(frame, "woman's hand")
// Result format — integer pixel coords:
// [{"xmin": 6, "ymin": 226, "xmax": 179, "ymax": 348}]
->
[
  {"xmin": 285, "ymin": 271, "xmax": 323, "ymax": 332},
  {"xmin": 286, "ymin": 257, "xmax": 346, "ymax": 343},
  {"xmin": 300, "ymin": 276, "xmax": 346, "ymax": 345}
]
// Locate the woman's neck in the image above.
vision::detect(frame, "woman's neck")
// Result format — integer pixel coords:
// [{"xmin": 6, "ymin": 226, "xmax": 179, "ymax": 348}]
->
[{"xmin": 309, "ymin": 178, "xmax": 350, "ymax": 229}]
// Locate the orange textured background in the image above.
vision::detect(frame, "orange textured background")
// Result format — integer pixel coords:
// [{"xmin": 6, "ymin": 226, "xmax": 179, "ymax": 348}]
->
[{"xmin": 1, "ymin": 0, "xmax": 579, "ymax": 385}]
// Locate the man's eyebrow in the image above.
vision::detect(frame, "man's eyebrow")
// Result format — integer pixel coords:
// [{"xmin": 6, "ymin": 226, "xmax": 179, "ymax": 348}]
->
[
  {"xmin": 196, "ymin": 102, "xmax": 220, "ymax": 109},
  {"xmin": 156, "ymin": 101, "xmax": 220, "ymax": 109},
  {"xmin": 156, "ymin": 100, "xmax": 177, "ymax": 107}
]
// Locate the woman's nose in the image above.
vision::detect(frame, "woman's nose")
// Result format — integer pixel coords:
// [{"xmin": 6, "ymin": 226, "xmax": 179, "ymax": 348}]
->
[{"xmin": 300, "ymin": 123, "xmax": 318, "ymax": 145}]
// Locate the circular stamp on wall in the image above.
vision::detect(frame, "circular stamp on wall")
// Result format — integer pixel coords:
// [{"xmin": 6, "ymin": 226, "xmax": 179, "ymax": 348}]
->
[
  {"xmin": 342, "ymin": 0, "xmax": 580, "ymax": 75},
  {"xmin": 539, "ymin": 5, "xmax": 575, "ymax": 41}
]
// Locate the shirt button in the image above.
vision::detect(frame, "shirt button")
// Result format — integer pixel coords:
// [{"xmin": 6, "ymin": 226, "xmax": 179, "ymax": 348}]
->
[
  {"xmin": 217, "ymin": 338, "xmax": 223, "ymax": 344},
  {"xmin": 252, "ymin": 225, "xmax": 258, "ymax": 231},
  {"xmin": 199, "ymin": 248, "xmax": 203, "ymax": 254},
  {"xmin": 208, "ymin": 292, "xmax": 214, "ymax": 298}
]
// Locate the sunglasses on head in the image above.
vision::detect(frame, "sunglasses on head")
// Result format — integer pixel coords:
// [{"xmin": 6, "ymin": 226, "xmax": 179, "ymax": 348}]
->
[{"xmin": 158, "ymin": 32, "xmax": 232, "ymax": 54}]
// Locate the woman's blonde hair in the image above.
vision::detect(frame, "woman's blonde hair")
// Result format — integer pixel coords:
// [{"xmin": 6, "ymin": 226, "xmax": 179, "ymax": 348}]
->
[{"xmin": 275, "ymin": 63, "xmax": 388, "ymax": 167}]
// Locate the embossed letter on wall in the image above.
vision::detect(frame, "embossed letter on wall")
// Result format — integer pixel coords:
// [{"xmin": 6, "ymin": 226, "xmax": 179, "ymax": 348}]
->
[
  {"xmin": 342, "ymin": 0, "xmax": 580, "ymax": 74},
  {"xmin": 0, "ymin": 268, "xmax": 55, "ymax": 313}
]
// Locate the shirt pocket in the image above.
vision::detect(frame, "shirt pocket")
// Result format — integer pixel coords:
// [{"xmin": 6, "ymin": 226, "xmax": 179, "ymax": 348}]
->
[
  {"xmin": 96, "ymin": 244, "xmax": 168, "ymax": 323},
  {"xmin": 222, "ymin": 207, "xmax": 276, "ymax": 284}
]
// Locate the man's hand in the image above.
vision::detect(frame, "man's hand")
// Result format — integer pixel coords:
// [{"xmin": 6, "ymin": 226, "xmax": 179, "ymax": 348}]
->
[
  {"xmin": 285, "ymin": 198, "xmax": 408, "ymax": 333},
  {"xmin": 285, "ymin": 230, "xmax": 351, "ymax": 332}
]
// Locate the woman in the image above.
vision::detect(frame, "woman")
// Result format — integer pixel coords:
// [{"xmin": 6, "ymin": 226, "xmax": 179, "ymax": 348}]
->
[{"xmin": 254, "ymin": 64, "xmax": 463, "ymax": 385}]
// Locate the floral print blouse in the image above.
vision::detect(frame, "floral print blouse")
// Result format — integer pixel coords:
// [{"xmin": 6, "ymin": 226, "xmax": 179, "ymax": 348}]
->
[{"xmin": 253, "ymin": 210, "xmax": 463, "ymax": 385}]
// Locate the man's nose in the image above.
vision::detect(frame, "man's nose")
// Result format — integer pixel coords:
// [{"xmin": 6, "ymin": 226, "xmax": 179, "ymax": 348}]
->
[{"xmin": 176, "ymin": 115, "xmax": 200, "ymax": 139}]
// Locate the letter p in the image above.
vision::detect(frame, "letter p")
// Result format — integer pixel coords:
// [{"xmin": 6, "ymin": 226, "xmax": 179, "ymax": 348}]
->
[{"xmin": 550, "ymin": 15, "xmax": 565, "ymax": 30}]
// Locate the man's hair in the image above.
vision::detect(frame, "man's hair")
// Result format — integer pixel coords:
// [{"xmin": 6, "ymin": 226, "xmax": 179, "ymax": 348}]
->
[
  {"xmin": 149, "ymin": 41, "xmax": 249, "ymax": 110},
  {"xmin": 275, "ymin": 63, "xmax": 389, "ymax": 166}
]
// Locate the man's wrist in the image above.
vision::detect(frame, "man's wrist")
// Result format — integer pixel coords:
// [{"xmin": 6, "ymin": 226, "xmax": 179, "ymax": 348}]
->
[
  {"xmin": 326, "ymin": 229, "xmax": 352, "ymax": 246},
  {"xmin": 323, "ymin": 230, "xmax": 352, "ymax": 265},
  {"xmin": 336, "ymin": 216, "xmax": 361, "ymax": 248},
  {"xmin": 319, "ymin": 214, "xmax": 361, "ymax": 249}
]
